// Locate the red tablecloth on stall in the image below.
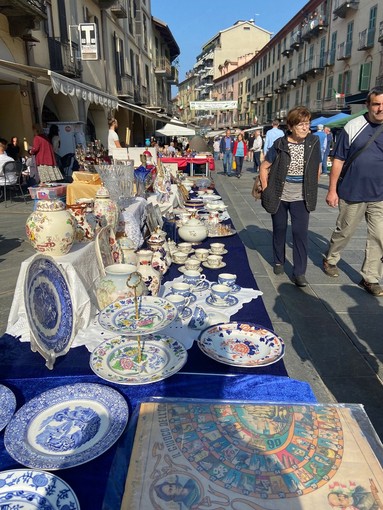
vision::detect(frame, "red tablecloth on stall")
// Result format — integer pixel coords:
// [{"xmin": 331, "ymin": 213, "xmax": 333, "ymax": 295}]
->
[{"xmin": 161, "ymin": 156, "xmax": 215, "ymax": 171}]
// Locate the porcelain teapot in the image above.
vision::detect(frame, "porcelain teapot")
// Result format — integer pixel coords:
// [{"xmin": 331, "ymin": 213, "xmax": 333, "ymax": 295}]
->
[{"xmin": 178, "ymin": 216, "xmax": 208, "ymax": 243}]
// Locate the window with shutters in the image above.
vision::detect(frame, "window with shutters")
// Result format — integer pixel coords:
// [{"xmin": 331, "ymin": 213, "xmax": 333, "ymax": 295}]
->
[
  {"xmin": 326, "ymin": 75, "xmax": 333, "ymax": 99},
  {"xmin": 359, "ymin": 62, "xmax": 371, "ymax": 91}
]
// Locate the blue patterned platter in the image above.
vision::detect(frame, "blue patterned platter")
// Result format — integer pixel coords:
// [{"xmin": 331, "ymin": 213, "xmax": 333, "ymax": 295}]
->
[
  {"xmin": 90, "ymin": 334, "xmax": 187, "ymax": 385},
  {"xmin": 0, "ymin": 469, "xmax": 80, "ymax": 509},
  {"xmin": 4, "ymin": 383, "xmax": 129, "ymax": 470},
  {"xmin": 198, "ymin": 322, "xmax": 285, "ymax": 367},
  {"xmin": 98, "ymin": 296, "xmax": 178, "ymax": 334},
  {"xmin": 24, "ymin": 255, "xmax": 75, "ymax": 357},
  {"xmin": 0, "ymin": 384, "xmax": 16, "ymax": 432}
]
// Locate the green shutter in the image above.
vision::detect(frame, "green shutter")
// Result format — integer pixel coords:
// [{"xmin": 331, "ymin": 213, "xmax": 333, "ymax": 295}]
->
[{"xmin": 359, "ymin": 63, "xmax": 371, "ymax": 91}]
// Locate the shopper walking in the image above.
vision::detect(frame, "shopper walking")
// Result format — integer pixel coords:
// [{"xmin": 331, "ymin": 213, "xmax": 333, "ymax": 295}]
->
[
  {"xmin": 233, "ymin": 133, "xmax": 247, "ymax": 178},
  {"xmin": 259, "ymin": 106, "xmax": 321, "ymax": 287},
  {"xmin": 252, "ymin": 130, "xmax": 263, "ymax": 173},
  {"xmin": 213, "ymin": 137, "xmax": 220, "ymax": 160},
  {"xmin": 313, "ymin": 124, "xmax": 327, "ymax": 174},
  {"xmin": 219, "ymin": 128, "xmax": 234, "ymax": 176},
  {"xmin": 263, "ymin": 119, "xmax": 284, "ymax": 156},
  {"xmin": 323, "ymin": 86, "xmax": 383, "ymax": 296}
]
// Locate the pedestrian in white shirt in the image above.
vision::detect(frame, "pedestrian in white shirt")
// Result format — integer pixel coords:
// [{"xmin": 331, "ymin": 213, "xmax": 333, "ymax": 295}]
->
[
  {"xmin": 108, "ymin": 118, "xmax": 121, "ymax": 155},
  {"xmin": 252, "ymin": 130, "xmax": 263, "ymax": 173}
]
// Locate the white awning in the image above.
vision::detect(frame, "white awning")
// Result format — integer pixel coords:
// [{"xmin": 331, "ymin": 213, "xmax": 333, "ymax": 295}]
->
[
  {"xmin": 118, "ymin": 99, "xmax": 174, "ymax": 123},
  {"xmin": 49, "ymin": 71, "xmax": 118, "ymax": 109},
  {"xmin": 0, "ymin": 59, "xmax": 118, "ymax": 109}
]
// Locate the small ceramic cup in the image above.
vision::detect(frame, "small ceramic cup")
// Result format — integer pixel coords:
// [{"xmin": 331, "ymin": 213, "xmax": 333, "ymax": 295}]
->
[
  {"xmin": 172, "ymin": 251, "xmax": 188, "ymax": 264},
  {"xmin": 210, "ymin": 242, "xmax": 225, "ymax": 254},
  {"xmin": 178, "ymin": 242, "xmax": 193, "ymax": 254},
  {"xmin": 207, "ymin": 254, "xmax": 222, "ymax": 268},
  {"xmin": 188, "ymin": 305, "xmax": 209, "ymax": 330},
  {"xmin": 171, "ymin": 282, "xmax": 191, "ymax": 298},
  {"xmin": 194, "ymin": 248, "xmax": 210, "ymax": 261},
  {"xmin": 210, "ymin": 283, "xmax": 231, "ymax": 303},
  {"xmin": 166, "ymin": 293, "xmax": 190, "ymax": 316},
  {"xmin": 183, "ymin": 269, "xmax": 207, "ymax": 287},
  {"xmin": 185, "ymin": 258, "xmax": 201, "ymax": 271},
  {"xmin": 218, "ymin": 273, "xmax": 237, "ymax": 288}
]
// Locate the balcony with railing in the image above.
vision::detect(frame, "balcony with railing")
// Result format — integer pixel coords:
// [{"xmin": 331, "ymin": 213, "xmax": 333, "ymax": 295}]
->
[
  {"xmin": 281, "ymin": 45, "xmax": 292, "ymax": 58},
  {"xmin": 287, "ymin": 69, "xmax": 298, "ymax": 86},
  {"xmin": 297, "ymin": 55, "xmax": 325, "ymax": 80},
  {"xmin": 154, "ymin": 57, "xmax": 171, "ymax": 78},
  {"xmin": 290, "ymin": 31, "xmax": 303, "ymax": 50},
  {"xmin": 48, "ymin": 38, "xmax": 81, "ymax": 79},
  {"xmin": 378, "ymin": 21, "xmax": 383, "ymax": 43},
  {"xmin": 167, "ymin": 65, "xmax": 179, "ymax": 85},
  {"xmin": 358, "ymin": 28, "xmax": 375, "ymax": 50},
  {"xmin": 110, "ymin": 0, "xmax": 128, "ymax": 18},
  {"xmin": 337, "ymin": 41, "xmax": 352, "ymax": 60},
  {"xmin": 301, "ymin": 15, "xmax": 328, "ymax": 41},
  {"xmin": 333, "ymin": 0, "xmax": 359, "ymax": 18},
  {"xmin": 0, "ymin": 0, "xmax": 47, "ymax": 38},
  {"xmin": 278, "ymin": 75, "xmax": 288, "ymax": 89},
  {"xmin": 117, "ymin": 75, "xmax": 134, "ymax": 97}
]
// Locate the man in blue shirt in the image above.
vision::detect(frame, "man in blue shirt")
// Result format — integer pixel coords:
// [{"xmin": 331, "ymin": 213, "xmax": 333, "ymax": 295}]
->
[
  {"xmin": 313, "ymin": 124, "xmax": 327, "ymax": 174},
  {"xmin": 219, "ymin": 128, "xmax": 234, "ymax": 176},
  {"xmin": 323, "ymin": 86, "xmax": 383, "ymax": 296},
  {"xmin": 263, "ymin": 120, "xmax": 284, "ymax": 156}
]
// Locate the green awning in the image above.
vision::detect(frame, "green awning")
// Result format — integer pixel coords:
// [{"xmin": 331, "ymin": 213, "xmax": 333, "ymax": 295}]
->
[{"xmin": 326, "ymin": 109, "xmax": 367, "ymax": 128}]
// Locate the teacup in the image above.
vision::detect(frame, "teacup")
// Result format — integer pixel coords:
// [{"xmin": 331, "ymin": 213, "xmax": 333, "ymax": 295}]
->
[
  {"xmin": 185, "ymin": 258, "xmax": 201, "ymax": 271},
  {"xmin": 206, "ymin": 254, "xmax": 222, "ymax": 268},
  {"xmin": 188, "ymin": 305, "xmax": 209, "ymax": 330},
  {"xmin": 210, "ymin": 283, "xmax": 231, "ymax": 303},
  {"xmin": 194, "ymin": 248, "xmax": 210, "ymax": 261},
  {"xmin": 218, "ymin": 273, "xmax": 237, "ymax": 288},
  {"xmin": 172, "ymin": 251, "xmax": 188, "ymax": 264},
  {"xmin": 205, "ymin": 189, "xmax": 214, "ymax": 195},
  {"xmin": 171, "ymin": 282, "xmax": 191, "ymax": 298},
  {"xmin": 166, "ymin": 293, "xmax": 190, "ymax": 316},
  {"xmin": 178, "ymin": 242, "xmax": 193, "ymax": 254},
  {"xmin": 183, "ymin": 269, "xmax": 207, "ymax": 287},
  {"xmin": 210, "ymin": 243, "xmax": 225, "ymax": 254}
]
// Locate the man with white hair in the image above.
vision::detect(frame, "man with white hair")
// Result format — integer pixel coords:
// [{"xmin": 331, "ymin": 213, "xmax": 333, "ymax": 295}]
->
[
  {"xmin": 0, "ymin": 138, "xmax": 16, "ymax": 186},
  {"xmin": 314, "ymin": 124, "xmax": 327, "ymax": 174}
]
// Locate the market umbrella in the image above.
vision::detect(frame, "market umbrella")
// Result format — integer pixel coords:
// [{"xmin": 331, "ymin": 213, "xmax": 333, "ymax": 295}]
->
[
  {"xmin": 188, "ymin": 135, "xmax": 209, "ymax": 152},
  {"xmin": 310, "ymin": 116, "xmax": 328, "ymax": 128},
  {"xmin": 155, "ymin": 123, "xmax": 195, "ymax": 137},
  {"xmin": 326, "ymin": 109, "xmax": 367, "ymax": 129}
]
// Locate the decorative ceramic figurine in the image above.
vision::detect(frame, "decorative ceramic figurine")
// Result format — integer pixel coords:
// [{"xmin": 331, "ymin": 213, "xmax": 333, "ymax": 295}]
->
[
  {"xmin": 95, "ymin": 264, "xmax": 146, "ymax": 310},
  {"xmin": 136, "ymin": 249, "xmax": 161, "ymax": 296},
  {"xmin": 178, "ymin": 216, "xmax": 208, "ymax": 243},
  {"xmin": 147, "ymin": 231, "xmax": 169, "ymax": 275},
  {"xmin": 26, "ymin": 199, "xmax": 76, "ymax": 256},
  {"xmin": 94, "ymin": 186, "xmax": 119, "ymax": 231}
]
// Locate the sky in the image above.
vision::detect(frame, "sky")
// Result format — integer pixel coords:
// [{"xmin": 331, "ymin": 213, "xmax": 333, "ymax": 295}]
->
[{"xmin": 151, "ymin": 0, "xmax": 308, "ymax": 82}]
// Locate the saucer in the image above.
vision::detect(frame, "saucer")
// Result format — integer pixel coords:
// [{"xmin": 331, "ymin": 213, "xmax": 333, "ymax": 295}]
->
[
  {"xmin": 202, "ymin": 261, "xmax": 226, "ymax": 270},
  {"xmin": 178, "ymin": 265, "xmax": 203, "ymax": 274},
  {"xmin": 165, "ymin": 292, "xmax": 197, "ymax": 304},
  {"xmin": 206, "ymin": 294, "xmax": 239, "ymax": 308},
  {"xmin": 180, "ymin": 306, "xmax": 192, "ymax": 320},
  {"xmin": 209, "ymin": 249, "xmax": 228, "ymax": 255}
]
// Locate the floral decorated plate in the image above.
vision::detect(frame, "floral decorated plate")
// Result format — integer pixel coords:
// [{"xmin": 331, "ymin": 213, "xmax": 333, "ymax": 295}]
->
[
  {"xmin": 0, "ymin": 469, "xmax": 80, "ymax": 509},
  {"xmin": 4, "ymin": 383, "xmax": 129, "ymax": 470},
  {"xmin": 98, "ymin": 296, "xmax": 178, "ymax": 334},
  {"xmin": 24, "ymin": 255, "xmax": 75, "ymax": 366},
  {"xmin": 0, "ymin": 384, "xmax": 16, "ymax": 432},
  {"xmin": 90, "ymin": 334, "xmax": 187, "ymax": 385},
  {"xmin": 197, "ymin": 322, "xmax": 285, "ymax": 367}
]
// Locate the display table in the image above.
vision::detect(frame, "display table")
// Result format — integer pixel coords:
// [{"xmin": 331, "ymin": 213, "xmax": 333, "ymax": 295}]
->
[
  {"xmin": 161, "ymin": 156, "xmax": 215, "ymax": 177},
  {"xmin": 66, "ymin": 171, "xmax": 101, "ymax": 204}
]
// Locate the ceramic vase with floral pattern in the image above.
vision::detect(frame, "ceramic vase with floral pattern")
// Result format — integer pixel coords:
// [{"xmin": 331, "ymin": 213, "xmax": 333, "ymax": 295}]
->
[
  {"xmin": 95, "ymin": 263, "xmax": 147, "ymax": 310},
  {"xmin": 136, "ymin": 249, "xmax": 161, "ymax": 296},
  {"xmin": 26, "ymin": 199, "xmax": 76, "ymax": 256},
  {"xmin": 94, "ymin": 186, "xmax": 119, "ymax": 231},
  {"xmin": 67, "ymin": 200, "xmax": 99, "ymax": 241}
]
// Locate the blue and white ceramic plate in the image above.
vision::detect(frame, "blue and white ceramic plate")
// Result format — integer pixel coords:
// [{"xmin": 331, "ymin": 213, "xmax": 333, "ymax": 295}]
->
[
  {"xmin": 0, "ymin": 469, "xmax": 80, "ymax": 509},
  {"xmin": 0, "ymin": 384, "xmax": 16, "ymax": 432},
  {"xmin": 205, "ymin": 294, "xmax": 238, "ymax": 308},
  {"xmin": 198, "ymin": 322, "xmax": 285, "ymax": 367},
  {"xmin": 24, "ymin": 255, "xmax": 75, "ymax": 356},
  {"xmin": 98, "ymin": 296, "xmax": 178, "ymax": 334},
  {"xmin": 4, "ymin": 383, "xmax": 129, "ymax": 470},
  {"xmin": 90, "ymin": 334, "xmax": 187, "ymax": 385}
]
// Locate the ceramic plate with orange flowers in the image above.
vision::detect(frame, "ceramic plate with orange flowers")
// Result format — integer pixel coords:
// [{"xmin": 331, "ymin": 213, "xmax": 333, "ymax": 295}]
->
[{"xmin": 197, "ymin": 322, "xmax": 285, "ymax": 367}]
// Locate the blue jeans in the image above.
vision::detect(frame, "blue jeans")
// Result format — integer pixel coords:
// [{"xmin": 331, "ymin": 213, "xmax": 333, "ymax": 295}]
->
[{"xmin": 222, "ymin": 151, "xmax": 233, "ymax": 174}]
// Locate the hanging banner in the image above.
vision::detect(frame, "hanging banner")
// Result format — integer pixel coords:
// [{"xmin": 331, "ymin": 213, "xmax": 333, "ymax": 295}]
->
[
  {"xmin": 79, "ymin": 23, "xmax": 98, "ymax": 61},
  {"xmin": 189, "ymin": 100, "xmax": 237, "ymax": 111}
]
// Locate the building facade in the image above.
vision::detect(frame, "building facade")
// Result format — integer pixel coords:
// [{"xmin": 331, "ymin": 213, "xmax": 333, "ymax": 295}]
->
[{"xmin": 0, "ymin": 0, "xmax": 179, "ymax": 149}]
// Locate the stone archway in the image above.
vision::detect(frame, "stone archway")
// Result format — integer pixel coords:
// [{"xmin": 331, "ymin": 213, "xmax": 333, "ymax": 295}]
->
[
  {"xmin": 87, "ymin": 104, "xmax": 108, "ymax": 146},
  {"xmin": 41, "ymin": 89, "xmax": 77, "ymax": 124}
]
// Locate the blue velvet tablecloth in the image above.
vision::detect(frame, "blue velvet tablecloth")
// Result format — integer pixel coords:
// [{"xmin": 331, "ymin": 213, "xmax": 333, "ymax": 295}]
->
[{"xmin": 0, "ymin": 208, "xmax": 317, "ymax": 509}]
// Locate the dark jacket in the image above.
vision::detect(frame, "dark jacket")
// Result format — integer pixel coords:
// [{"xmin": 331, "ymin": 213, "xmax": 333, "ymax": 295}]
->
[
  {"xmin": 261, "ymin": 134, "xmax": 321, "ymax": 214},
  {"xmin": 219, "ymin": 136, "xmax": 234, "ymax": 153}
]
